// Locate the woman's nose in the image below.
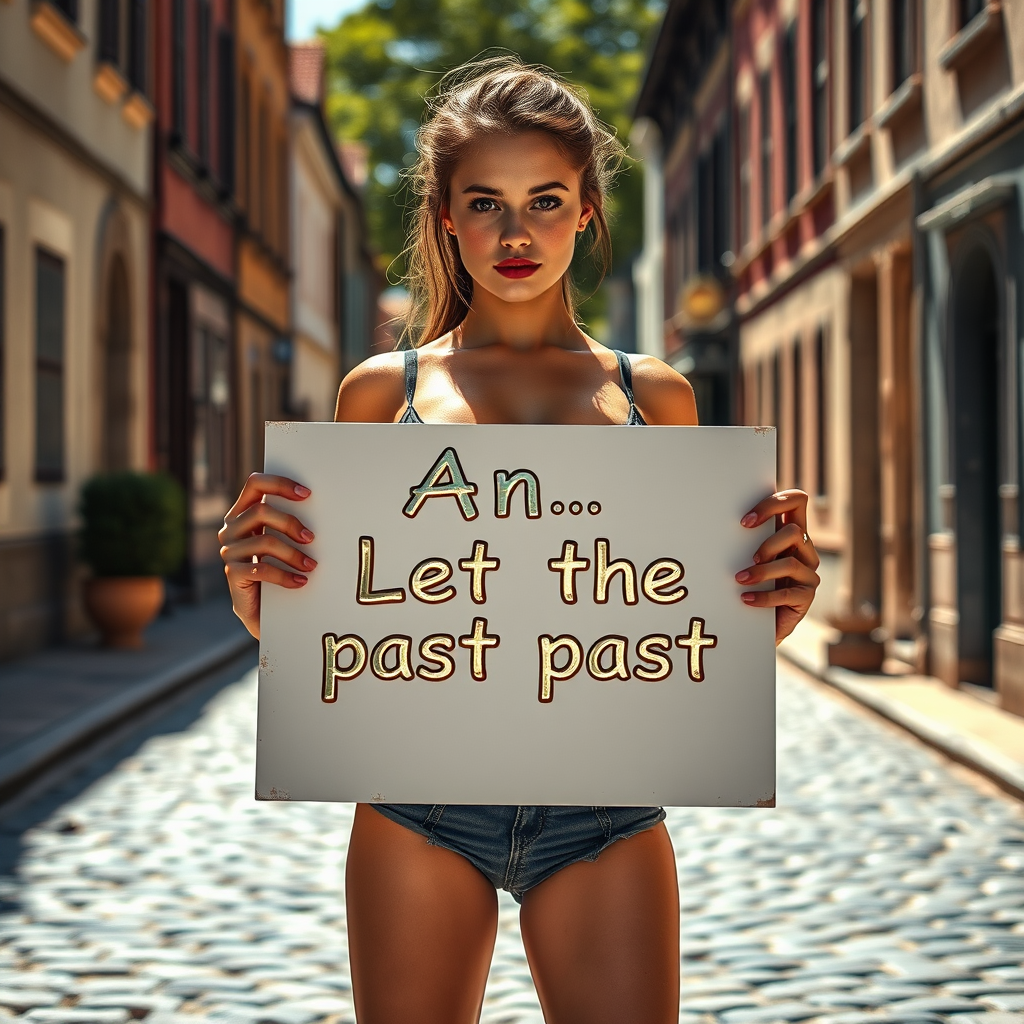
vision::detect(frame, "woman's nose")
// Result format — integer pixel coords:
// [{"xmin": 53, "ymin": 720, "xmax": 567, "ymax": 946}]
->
[{"xmin": 499, "ymin": 213, "xmax": 530, "ymax": 250}]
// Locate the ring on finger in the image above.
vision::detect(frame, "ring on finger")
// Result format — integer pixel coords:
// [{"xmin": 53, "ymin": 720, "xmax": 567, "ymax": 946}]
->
[
  {"xmin": 251, "ymin": 554, "xmax": 260, "ymax": 576},
  {"xmin": 802, "ymin": 532, "xmax": 810, "ymax": 545}
]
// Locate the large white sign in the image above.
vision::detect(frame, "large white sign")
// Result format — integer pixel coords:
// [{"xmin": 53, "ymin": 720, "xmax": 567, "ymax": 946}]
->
[{"xmin": 257, "ymin": 423, "xmax": 777, "ymax": 807}]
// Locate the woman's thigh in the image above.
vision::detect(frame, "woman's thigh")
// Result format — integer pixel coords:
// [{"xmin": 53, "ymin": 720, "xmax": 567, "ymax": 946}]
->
[
  {"xmin": 519, "ymin": 821, "xmax": 679, "ymax": 1024},
  {"xmin": 346, "ymin": 803, "xmax": 499, "ymax": 1024}
]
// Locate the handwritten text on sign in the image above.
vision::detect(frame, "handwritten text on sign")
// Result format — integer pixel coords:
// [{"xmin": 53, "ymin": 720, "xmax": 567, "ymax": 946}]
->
[
  {"xmin": 325, "ymin": 446, "xmax": 718, "ymax": 704},
  {"xmin": 257, "ymin": 423, "xmax": 776, "ymax": 807}
]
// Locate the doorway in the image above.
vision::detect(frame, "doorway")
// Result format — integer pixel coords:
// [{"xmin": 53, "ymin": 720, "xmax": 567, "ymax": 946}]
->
[{"xmin": 951, "ymin": 244, "xmax": 1001, "ymax": 686}]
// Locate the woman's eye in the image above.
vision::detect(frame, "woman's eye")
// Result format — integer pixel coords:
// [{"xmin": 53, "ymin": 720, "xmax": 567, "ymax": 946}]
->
[
  {"xmin": 533, "ymin": 195, "xmax": 564, "ymax": 211},
  {"xmin": 469, "ymin": 198, "xmax": 499, "ymax": 212}
]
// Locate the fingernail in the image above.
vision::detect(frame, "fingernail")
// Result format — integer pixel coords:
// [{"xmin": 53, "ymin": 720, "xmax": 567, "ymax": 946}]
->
[
  {"xmin": 741, "ymin": 513, "xmax": 758, "ymax": 527},
  {"xmin": 752, "ymin": 553, "xmax": 761, "ymax": 564},
  {"xmin": 303, "ymin": 557, "xmax": 317, "ymax": 570},
  {"xmin": 735, "ymin": 570, "xmax": 752, "ymax": 582},
  {"xmin": 300, "ymin": 529, "xmax": 314, "ymax": 542},
  {"xmin": 293, "ymin": 574, "xmax": 308, "ymax": 585},
  {"xmin": 741, "ymin": 592, "xmax": 757, "ymax": 604},
  {"xmin": 294, "ymin": 484, "xmax": 311, "ymax": 497}
]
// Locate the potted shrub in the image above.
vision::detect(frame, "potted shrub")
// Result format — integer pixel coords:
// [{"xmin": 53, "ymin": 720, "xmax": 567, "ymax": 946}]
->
[{"xmin": 79, "ymin": 471, "xmax": 186, "ymax": 648}]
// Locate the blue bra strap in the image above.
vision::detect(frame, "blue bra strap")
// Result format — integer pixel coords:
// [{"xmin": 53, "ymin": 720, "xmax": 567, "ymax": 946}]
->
[
  {"xmin": 399, "ymin": 347, "xmax": 425, "ymax": 423},
  {"xmin": 613, "ymin": 349, "xmax": 635, "ymax": 403},
  {"xmin": 613, "ymin": 349, "xmax": 648, "ymax": 426},
  {"xmin": 404, "ymin": 348, "xmax": 418, "ymax": 406}
]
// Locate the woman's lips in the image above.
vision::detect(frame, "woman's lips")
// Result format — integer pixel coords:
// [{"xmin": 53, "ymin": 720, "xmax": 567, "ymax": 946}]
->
[{"xmin": 494, "ymin": 260, "xmax": 541, "ymax": 279}]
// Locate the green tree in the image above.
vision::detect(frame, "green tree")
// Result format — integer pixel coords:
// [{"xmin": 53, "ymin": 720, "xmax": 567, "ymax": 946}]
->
[{"xmin": 320, "ymin": 0, "xmax": 664, "ymax": 328}]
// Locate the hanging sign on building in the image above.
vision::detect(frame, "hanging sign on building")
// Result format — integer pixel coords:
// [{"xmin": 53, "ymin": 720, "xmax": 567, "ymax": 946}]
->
[{"xmin": 256, "ymin": 422, "xmax": 777, "ymax": 806}]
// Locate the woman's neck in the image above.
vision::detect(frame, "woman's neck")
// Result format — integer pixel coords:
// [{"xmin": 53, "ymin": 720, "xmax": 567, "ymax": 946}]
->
[{"xmin": 456, "ymin": 279, "xmax": 588, "ymax": 352}]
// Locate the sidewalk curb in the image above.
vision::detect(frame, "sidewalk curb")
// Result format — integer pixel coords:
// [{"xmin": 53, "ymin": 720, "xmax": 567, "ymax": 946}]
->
[
  {"xmin": 778, "ymin": 646, "xmax": 1024, "ymax": 802},
  {"xmin": 0, "ymin": 631, "xmax": 257, "ymax": 800}
]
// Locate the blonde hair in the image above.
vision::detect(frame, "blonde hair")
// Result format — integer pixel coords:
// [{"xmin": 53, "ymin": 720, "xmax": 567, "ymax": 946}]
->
[{"xmin": 402, "ymin": 55, "xmax": 625, "ymax": 347}]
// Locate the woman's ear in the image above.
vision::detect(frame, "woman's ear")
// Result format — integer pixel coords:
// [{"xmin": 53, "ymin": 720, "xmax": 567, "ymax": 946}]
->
[
  {"xmin": 577, "ymin": 203, "xmax": 594, "ymax": 233},
  {"xmin": 441, "ymin": 207, "xmax": 457, "ymax": 236}
]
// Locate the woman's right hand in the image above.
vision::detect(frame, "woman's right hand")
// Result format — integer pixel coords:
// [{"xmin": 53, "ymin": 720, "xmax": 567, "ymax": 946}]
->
[{"xmin": 218, "ymin": 473, "xmax": 317, "ymax": 639}]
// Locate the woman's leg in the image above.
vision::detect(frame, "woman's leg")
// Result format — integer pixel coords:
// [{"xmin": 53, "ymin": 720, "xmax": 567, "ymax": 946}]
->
[
  {"xmin": 346, "ymin": 804, "xmax": 499, "ymax": 1024},
  {"xmin": 519, "ymin": 822, "xmax": 679, "ymax": 1024}
]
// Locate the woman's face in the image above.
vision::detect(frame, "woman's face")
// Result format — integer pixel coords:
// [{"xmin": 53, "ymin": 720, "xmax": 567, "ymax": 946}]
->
[{"xmin": 443, "ymin": 131, "xmax": 594, "ymax": 304}]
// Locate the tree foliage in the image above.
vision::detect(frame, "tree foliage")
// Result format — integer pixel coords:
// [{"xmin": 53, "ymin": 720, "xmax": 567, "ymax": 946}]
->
[{"xmin": 320, "ymin": 0, "xmax": 664, "ymax": 312}]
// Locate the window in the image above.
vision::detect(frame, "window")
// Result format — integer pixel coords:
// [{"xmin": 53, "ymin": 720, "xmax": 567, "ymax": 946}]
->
[
  {"xmin": 759, "ymin": 71, "xmax": 773, "ymax": 229},
  {"xmin": 239, "ymin": 73, "xmax": 250, "ymax": 213},
  {"xmin": 98, "ymin": 0, "xmax": 145, "ymax": 91},
  {"xmin": 257, "ymin": 98, "xmax": 268, "ymax": 237},
  {"xmin": 959, "ymin": 0, "xmax": 984, "ymax": 27},
  {"xmin": 849, "ymin": 0, "xmax": 868, "ymax": 133},
  {"xmin": 217, "ymin": 29, "xmax": 235, "ymax": 194},
  {"xmin": 697, "ymin": 151, "xmax": 712, "ymax": 272},
  {"xmin": 792, "ymin": 342, "xmax": 803, "ymax": 489},
  {"xmin": 815, "ymin": 327, "xmax": 829, "ymax": 496},
  {"xmin": 698, "ymin": 125, "xmax": 729, "ymax": 269},
  {"xmin": 712, "ymin": 124, "xmax": 728, "ymax": 265},
  {"xmin": 192, "ymin": 327, "xmax": 231, "ymax": 494},
  {"xmin": 127, "ymin": 0, "xmax": 146, "ymax": 92},
  {"xmin": 0, "ymin": 226, "xmax": 5, "ymax": 479},
  {"xmin": 249, "ymin": 363, "xmax": 263, "ymax": 471},
  {"xmin": 811, "ymin": 0, "xmax": 829, "ymax": 176},
  {"xmin": 197, "ymin": 0, "xmax": 210, "ymax": 164},
  {"xmin": 738, "ymin": 104, "xmax": 752, "ymax": 249},
  {"xmin": 892, "ymin": 0, "xmax": 917, "ymax": 89},
  {"xmin": 278, "ymin": 133, "xmax": 288, "ymax": 259},
  {"xmin": 97, "ymin": 0, "xmax": 119, "ymax": 65},
  {"xmin": 35, "ymin": 249, "xmax": 65, "ymax": 483},
  {"xmin": 783, "ymin": 22, "xmax": 799, "ymax": 204},
  {"xmin": 52, "ymin": 0, "xmax": 79, "ymax": 21},
  {"xmin": 171, "ymin": 0, "xmax": 186, "ymax": 142}
]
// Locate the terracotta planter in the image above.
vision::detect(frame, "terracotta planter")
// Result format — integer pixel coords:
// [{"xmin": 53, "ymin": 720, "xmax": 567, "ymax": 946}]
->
[{"xmin": 83, "ymin": 576, "xmax": 164, "ymax": 649}]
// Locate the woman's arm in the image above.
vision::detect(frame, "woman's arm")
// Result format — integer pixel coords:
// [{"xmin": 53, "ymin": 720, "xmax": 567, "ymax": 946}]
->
[
  {"xmin": 626, "ymin": 354, "xmax": 699, "ymax": 427},
  {"xmin": 334, "ymin": 351, "xmax": 408, "ymax": 422},
  {"xmin": 219, "ymin": 354, "xmax": 407, "ymax": 638},
  {"xmin": 629, "ymin": 353, "xmax": 819, "ymax": 644}
]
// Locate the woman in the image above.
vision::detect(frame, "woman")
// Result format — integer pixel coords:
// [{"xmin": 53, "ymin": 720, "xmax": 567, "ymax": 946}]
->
[{"xmin": 219, "ymin": 57, "xmax": 819, "ymax": 1024}]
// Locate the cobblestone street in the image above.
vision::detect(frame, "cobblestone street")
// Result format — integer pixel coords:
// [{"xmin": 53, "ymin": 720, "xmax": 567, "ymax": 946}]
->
[{"xmin": 0, "ymin": 662, "xmax": 1022, "ymax": 1024}]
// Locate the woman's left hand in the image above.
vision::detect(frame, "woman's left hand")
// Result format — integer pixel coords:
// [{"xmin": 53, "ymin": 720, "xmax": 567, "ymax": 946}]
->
[{"xmin": 735, "ymin": 489, "xmax": 820, "ymax": 645}]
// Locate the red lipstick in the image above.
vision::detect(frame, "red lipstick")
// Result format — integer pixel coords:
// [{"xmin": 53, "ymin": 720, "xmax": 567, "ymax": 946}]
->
[{"xmin": 495, "ymin": 258, "xmax": 541, "ymax": 279}]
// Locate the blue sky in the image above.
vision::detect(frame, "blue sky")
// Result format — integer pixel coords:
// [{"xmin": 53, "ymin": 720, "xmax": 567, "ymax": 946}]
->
[{"xmin": 287, "ymin": 0, "xmax": 364, "ymax": 40}]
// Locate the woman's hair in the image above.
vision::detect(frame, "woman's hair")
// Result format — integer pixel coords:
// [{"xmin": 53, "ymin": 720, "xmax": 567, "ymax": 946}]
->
[{"xmin": 402, "ymin": 54, "xmax": 625, "ymax": 347}]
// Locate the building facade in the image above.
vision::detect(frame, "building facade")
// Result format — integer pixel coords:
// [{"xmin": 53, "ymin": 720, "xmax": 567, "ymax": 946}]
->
[
  {"xmin": 635, "ymin": 0, "xmax": 1024, "ymax": 713},
  {"xmin": 0, "ymin": 0, "xmax": 152, "ymax": 657},
  {"xmin": 914, "ymin": 0, "xmax": 1024, "ymax": 711},
  {"xmin": 634, "ymin": 0, "xmax": 738, "ymax": 425},
  {"xmin": 289, "ymin": 42, "xmax": 377, "ymax": 422},
  {"xmin": 152, "ymin": 0, "xmax": 238, "ymax": 599},
  {"xmin": 235, "ymin": 0, "xmax": 291, "ymax": 478}
]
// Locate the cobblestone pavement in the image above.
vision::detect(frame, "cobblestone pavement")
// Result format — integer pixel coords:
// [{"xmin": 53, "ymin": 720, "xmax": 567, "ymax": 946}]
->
[{"xmin": 0, "ymin": 662, "xmax": 1023, "ymax": 1024}]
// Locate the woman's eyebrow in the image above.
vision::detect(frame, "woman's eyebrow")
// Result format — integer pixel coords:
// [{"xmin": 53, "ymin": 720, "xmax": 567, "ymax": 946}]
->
[
  {"xmin": 528, "ymin": 181, "xmax": 569, "ymax": 195},
  {"xmin": 460, "ymin": 181, "xmax": 571, "ymax": 196}
]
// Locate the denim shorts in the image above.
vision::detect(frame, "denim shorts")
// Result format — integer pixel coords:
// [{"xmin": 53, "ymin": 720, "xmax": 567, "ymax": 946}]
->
[{"xmin": 371, "ymin": 803, "xmax": 667, "ymax": 903}]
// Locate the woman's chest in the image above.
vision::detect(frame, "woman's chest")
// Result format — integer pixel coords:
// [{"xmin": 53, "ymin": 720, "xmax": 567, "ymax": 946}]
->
[{"xmin": 408, "ymin": 357, "xmax": 632, "ymax": 425}]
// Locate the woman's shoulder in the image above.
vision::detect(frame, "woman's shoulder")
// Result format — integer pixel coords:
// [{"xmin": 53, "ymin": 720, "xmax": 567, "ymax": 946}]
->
[
  {"xmin": 334, "ymin": 351, "xmax": 407, "ymax": 423},
  {"xmin": 614, "ymin": 349, "xmax": 698, "ymax": 426}
]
